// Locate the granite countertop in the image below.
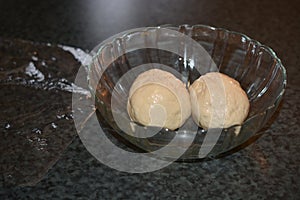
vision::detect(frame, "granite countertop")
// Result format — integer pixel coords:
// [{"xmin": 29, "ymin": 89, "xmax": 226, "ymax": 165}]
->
[{"xmin": 0, "ymin": 0, "xmax": 299, "ymax": 199}]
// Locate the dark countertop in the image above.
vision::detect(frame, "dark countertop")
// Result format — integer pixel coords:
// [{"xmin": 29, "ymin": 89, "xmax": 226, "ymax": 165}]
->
[{"xmin": 0, "ymin": 0, "xmax": 299, "ymax": 199}]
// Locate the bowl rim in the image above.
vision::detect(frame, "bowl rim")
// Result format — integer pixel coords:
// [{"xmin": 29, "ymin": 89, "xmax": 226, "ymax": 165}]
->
[{"xmin": 88, "ymin": 24, "xmax": 287, "ymax": 132}]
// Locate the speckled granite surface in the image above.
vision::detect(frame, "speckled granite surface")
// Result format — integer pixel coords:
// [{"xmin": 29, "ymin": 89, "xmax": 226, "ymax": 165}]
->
[{"xmin": 0, "ymin": 0, "xmax": 299, "ymax": 199}]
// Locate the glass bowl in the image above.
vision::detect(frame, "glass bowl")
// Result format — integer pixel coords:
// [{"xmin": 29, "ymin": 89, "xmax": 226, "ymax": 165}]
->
[{"xmin": 87, "ymin": 25, "xmax": 286, "ymax": 161}]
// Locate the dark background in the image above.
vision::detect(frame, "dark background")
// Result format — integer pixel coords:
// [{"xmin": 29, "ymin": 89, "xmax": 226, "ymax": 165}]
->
[
  {"xmin": 0, "ymin": 0, "xmax": 299, "ymax": 199},
  {"xmin": 1, "ymin": 0, "xmax": 299, "ymax": 80},
  {"xmin": 1, "ymin": 0, "xmax": 299, "ymax": 83}
]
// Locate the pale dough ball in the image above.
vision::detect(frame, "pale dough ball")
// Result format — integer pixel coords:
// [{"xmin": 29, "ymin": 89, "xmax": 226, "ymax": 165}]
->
[
  {"xmin": 127, "ymin": 69, "xmax": 191, "ymax": 130},
  {"xmin": 189, "ymin": 72, "xmax": 250, "ymax": 130}
]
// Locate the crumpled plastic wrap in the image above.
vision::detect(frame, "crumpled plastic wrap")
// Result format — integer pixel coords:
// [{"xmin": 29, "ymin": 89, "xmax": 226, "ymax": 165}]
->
[{"xmin": 0, "ymin": 38, "xmax": 89, "ymax": 187}]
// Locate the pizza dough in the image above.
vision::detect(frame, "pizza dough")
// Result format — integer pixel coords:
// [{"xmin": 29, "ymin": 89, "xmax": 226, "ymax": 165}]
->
[
  {"xmin": 127, "ymin": 69, "xmax": 191, "ymax": 130},
  {"xmin": 189, "ymin": 72, "xmax": 249, "ymax": 129}
]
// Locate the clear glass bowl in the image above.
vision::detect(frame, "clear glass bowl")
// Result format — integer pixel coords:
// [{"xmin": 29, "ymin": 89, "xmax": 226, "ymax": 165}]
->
[{"xmin": 87, "ymin": 25, "xmax": 286, "ymax": 160}]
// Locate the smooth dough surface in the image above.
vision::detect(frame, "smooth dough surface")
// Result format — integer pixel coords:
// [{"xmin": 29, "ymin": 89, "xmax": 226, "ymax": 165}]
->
[
  {"xmin": 127, "ymin": 69, "xmax": 191, "ymax": 130},
  {"xmin": 189, "ymin": 72, "xmax": 250, "ymax": 129}
]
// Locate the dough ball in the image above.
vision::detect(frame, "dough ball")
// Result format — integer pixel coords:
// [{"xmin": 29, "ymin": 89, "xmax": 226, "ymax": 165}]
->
[
  {"xmin": 127, "ymin": 69, "xmax": 191, "ymax": 130},
  {"xmin": 189, "ymin": 72, "xmax": 249, "ymax": 130}
]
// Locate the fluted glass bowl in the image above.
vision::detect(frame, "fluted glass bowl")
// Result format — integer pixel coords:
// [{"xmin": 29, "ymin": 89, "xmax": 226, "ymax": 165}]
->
[{"xmin": 87, "ymin": 25, "xmax": 286, "ymax": 160}]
